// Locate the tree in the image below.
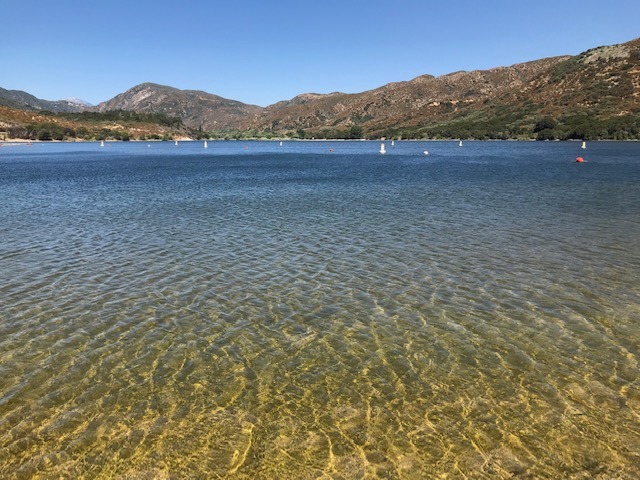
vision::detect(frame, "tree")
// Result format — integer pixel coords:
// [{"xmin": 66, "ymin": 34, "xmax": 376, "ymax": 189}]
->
[
  {"xmin": 37, "ymin": 129, "xmax": 52, "ymax": 141},
  {"xmin": 348, "ymin": 125, "xmax": 363, "ymax": 139},
  {"xmin": 533, "ymin": 117, "xmax": 557, "ymax": 133},
  {"xmin": 536, "ymin": 129, "xmax": 556, "ymax": 141}
]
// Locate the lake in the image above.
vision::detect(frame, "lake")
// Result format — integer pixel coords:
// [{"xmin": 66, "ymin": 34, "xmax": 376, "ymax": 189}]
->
[{"xmin": 1, "ymin": 140, "xmax": 639, "ymax": 478}]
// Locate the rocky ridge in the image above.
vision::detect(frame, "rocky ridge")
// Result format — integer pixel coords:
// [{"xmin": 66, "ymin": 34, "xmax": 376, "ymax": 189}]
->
[
  {"xmin": 0, "ymin": 87, "xmax": 90, "ymax": 113},
  {"xmin": 93, "ymin": 83, "xmax": 261, "ymax": 130}
]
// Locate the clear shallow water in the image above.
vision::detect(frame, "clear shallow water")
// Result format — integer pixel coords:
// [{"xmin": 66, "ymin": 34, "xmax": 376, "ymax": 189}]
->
[{"xmin": 1, "ymin": 140, "xmax": 639, "ymax": 478}]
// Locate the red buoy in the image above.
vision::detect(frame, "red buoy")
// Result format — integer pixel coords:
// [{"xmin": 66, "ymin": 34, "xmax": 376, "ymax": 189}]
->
[{"xmin": 576, "ymin": 157, "xmax": 584, "ymax": 163}]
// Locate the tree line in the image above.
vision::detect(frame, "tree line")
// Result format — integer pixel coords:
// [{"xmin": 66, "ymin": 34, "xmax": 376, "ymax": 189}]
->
[{"xmin": 5, "ymin": 109, "xmax": 639, "ymax": 141}]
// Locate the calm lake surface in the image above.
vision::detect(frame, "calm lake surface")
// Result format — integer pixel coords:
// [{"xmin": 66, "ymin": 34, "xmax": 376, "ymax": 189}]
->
[{"xmin": 1, "ymin": 140, "xmax": 639, "ymax": 478}]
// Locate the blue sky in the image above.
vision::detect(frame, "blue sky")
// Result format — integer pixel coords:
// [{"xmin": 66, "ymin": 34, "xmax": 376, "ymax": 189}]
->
[{"xmin": 2, "ymin": 0, "xmax": 639, "ymax": 107}]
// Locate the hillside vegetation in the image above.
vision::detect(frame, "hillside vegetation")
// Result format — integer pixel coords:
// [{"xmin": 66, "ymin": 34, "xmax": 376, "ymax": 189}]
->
[{"xmin": 0, "ymin": 107, "xmax": 192, "ymax": 141}]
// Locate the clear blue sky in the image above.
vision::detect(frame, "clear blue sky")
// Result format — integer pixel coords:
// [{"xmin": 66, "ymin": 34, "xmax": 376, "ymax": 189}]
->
[{"xmin": 2, "ymin": 0, "xmax": 639, "ymax": 107}]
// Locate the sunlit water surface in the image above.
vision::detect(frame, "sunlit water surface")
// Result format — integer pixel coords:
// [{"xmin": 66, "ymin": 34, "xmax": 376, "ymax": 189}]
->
[{"xmin": 1, "ymin": 140, "xmax": 639, "ymax": 478}]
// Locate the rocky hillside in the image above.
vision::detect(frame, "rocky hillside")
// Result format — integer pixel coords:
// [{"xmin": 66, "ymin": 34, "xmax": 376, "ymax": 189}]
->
[
  {"xmin": 0, "ymin": 106, "xmax": 193, "ymax": 142},
  {"xmin": 93, "ymin": 83, "xmax": 262, "ymax": 130},
  {"xmin": 245, "ymin": 37, "xmax": 640, "ymax": 139},
  {"xmin": 3, "ymin": 36, "xmax": 639, "ymax": 140},
  {"xmin": 499, "ymin": 38, "xmax": 640, "ymax": 117},
  {"xmin": 0, "ymin": 87, "xmax": 90, "ymax": 113},
  {"xmin": 246, "ymin": 57, "xmax": 567, "ymax": 132}
]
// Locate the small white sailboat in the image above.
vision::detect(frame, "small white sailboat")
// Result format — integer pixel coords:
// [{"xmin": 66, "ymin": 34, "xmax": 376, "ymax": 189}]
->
[
  {"xmin": 204, "ymin": 140, "xmax": 208, "ymax": 149},
  {"xmin": 581, "ymin": 141, "xmax": 586, "ymax": 149},
  {"xmin": 175, "ymin": 140, "xmax": 178, "ymax": 146},
  {"xmin": 280, "ymin": 141, "xmax": 283, "ymax": 146},
  {"xmin": 459, "ymin": 140, "xmax": 463, "ymax": 147},
  {"xmin": 391, "ymin": 140, "xmax": 395, "ymax": 146},
  {"xmin": 423, "ymin": 150, "xmax": 429, "ymax": 156},
  {"xmin": 380, "ymin": 143, "xmax": 386, "ymax": 154},
  {"xmin": 100, "ymin": 140, "xmax": 104, "ymax": 147}
]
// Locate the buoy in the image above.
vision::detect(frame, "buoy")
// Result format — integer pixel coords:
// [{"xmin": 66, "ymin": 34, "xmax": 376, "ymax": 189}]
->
[
  {"xmin": 329, "ymin": 148, "xmax": 333, "ymax": 153},
  {"xmin": 576, "ymin": 157, "xmax": 584, "ymax": 163}
]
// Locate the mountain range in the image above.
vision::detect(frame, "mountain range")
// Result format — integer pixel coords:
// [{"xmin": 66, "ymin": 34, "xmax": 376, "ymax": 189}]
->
[
  {"xmin": 1, "ymin": 36, "xmax": 639, "ymax": 140},
  {"xmin": 0, "ymin": 87, "xmax": 91, "ymax": 113}
]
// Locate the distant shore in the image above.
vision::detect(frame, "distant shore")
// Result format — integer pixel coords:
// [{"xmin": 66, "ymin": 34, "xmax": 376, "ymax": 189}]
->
[{"xmin": 3, "ymin": 138, "xmax": 639, "ymax": 145}]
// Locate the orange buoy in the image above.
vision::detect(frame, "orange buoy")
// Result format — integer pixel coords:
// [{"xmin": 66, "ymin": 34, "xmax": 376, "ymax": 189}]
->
[{"xmin": 576, "ymin": 157, "xmax": 584, "ymax": 163}]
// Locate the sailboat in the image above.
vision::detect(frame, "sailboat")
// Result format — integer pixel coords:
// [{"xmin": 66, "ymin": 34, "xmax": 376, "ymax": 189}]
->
[
  {"xmin": 380, "ymin": 143, "xmax": 386, "ymax": 154},
  {"xmin": 204, "ymin": 140, "xmax": 208, "ymax": 149},
  {"xmin": 459, "ymin": 140, "xmax": 463, "ymax": 147},
  {"xmin": 100, "ymin": 140, "xmax": 104, "ymax": 147},
  {"xmin": 581, "ymin": 141, "xmax": 586, "ymax": 149},
  {"xmin": 175, "ymin": 140, "xmax": 178, "ymax": 146},
  {"xmin": 391, "ymin": 140, "xmax": 395, "ymax": 146},
  {"xmin": 280, "ymin": 141, "xmax": 283, "ymax": 146}
]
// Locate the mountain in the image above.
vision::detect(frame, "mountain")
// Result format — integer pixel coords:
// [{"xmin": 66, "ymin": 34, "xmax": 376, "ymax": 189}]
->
[
  {"xmin": 263, "ymin": 92, "xmax": 345, "ymax": 111},
  {"xmin": 245, "ymin": 56, "xmax": 566, "ymax": 134},
  {"xmin": 65, "ymin": 97, "xmax": 93, "ymax": 107},
  {"xmin": 245, "ymin": 37, "xmax": 640, "ymax": 139},
  {"xmin": 93, "ymin": 83, "xmax": 262, "ymax": 130},
  {"xmin": 2, "ymin": 37, "xmax": 640, "ymax": 141},
  {"xmin": 489, "ymin": 39, "xmax": 640, "ymax": 122},
  {"xmin": 0, "ymin": 87, "xmax": 90, "ymax": 113}
]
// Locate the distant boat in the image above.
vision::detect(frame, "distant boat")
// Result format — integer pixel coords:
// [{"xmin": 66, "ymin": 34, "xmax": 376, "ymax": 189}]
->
[
  {"xmin": 459, "ymin": 140, "xmax": 463, "ymax": 147},
  {"xmin": 424, "ymin": 150, "xmax": 429, "ymax": 155},
  {"xmin": 175, "ymin": 140, "xmax": 178, "ymax": 146},
  {"xmin": 100, "ymin": 140, "xmax": 104, "ymax": 147},
  {"xmin": 391, "ymin": 140, "xmax": 395, "ymax": 146},
  {"xmin": 380, "ymin": 143, "xmax": 386, "ymax": 154},
  {"xmin": 280, "ymin": 141, "xmax": 283, "ymax": 146},
  {"xmin": 581, "ymin": 141, "xmax": 586, "ymax": 149},
  {"xmin": 204, "ymin": 140, "xmax": 208, "ymax": 149}
]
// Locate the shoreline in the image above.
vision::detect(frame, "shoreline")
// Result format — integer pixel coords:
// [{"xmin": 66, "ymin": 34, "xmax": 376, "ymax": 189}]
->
[{"xmin": 2, "ymin": 138, "xmax": 639, "ymax": 145}]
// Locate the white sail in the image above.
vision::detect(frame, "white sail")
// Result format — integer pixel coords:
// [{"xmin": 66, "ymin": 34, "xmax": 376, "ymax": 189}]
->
[
  {"xmin": 280, "ymin": 141, "xmax": 283, "ymax": 146},
  {"xmin": 175, "ymin": 140, "xmax": 178, "ymax": 146},
  {"xmin": 581, "ymin": 141, "xmax": 586, "ymax": 149},
  {"xmin": 459, "ymin": 140, "xmax": 463, "ymax": 147},
  {"xmin": 380, "ymin": 143, "xmax": 386, "ymax": 154},
  {"xmin": 204, "ymin": 141, "xmax": 208, "ymax": 148},
  {"xmin": 100, "ymin": 140, "xmax": 104, "ymax": 147},
  {"xmin": 391, "ymin": 140, "xmax": 395, "ymax": 146}
]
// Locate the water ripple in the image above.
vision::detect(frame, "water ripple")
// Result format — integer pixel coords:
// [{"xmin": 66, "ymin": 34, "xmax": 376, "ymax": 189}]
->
[{"xmin": 1, "ymin": 142, "xmax": 640, "ymax": 478}]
